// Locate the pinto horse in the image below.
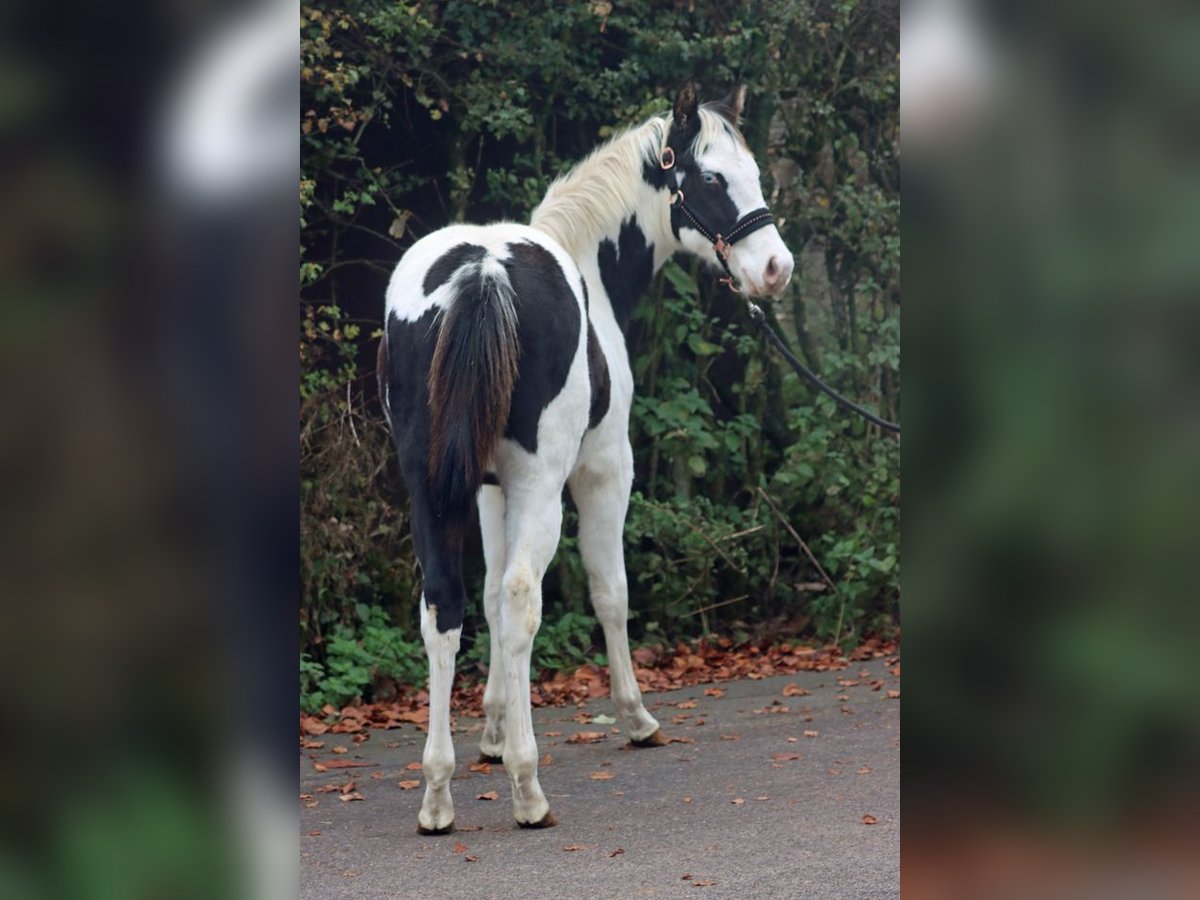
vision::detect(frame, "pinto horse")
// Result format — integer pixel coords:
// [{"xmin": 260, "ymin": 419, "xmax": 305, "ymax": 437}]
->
[{"xmin": 378, "ymin": 85, "xmax": 793, "ymax": 833}]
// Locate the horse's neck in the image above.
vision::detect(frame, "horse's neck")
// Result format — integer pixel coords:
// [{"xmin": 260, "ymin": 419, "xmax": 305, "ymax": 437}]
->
[{"xmin": 530, "ymin": 124, "xmax": 678, "ymax": 334}]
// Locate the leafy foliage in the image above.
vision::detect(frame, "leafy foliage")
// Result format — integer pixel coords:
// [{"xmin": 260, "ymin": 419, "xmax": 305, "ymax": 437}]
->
[{"xmin": 300, "ymin": 0, "xmax": 899, "ymax": 707}]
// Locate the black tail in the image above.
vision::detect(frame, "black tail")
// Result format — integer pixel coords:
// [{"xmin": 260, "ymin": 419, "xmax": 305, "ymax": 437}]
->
[{"xmin": 427, "ymin": 260, "xmax": 520, "ymax": 515}]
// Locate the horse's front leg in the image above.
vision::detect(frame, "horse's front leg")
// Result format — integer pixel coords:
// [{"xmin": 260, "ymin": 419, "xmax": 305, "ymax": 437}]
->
[
  {"xmin": 477, "ymin": 483, "xmax": 507, "ymax": 762},
  {"xmin": 569, "ymin": 449, "xmax": 664, "ymax": 745}
]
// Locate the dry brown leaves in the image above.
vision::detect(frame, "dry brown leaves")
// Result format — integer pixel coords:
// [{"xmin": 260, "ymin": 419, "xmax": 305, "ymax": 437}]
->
[{"xmin": 299, "ymin": 637, "xmax": 899, "ymax": 739}]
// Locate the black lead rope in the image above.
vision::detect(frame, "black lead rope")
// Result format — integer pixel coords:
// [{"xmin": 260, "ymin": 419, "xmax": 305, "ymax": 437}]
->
[
  {"xmin": 660, "ymin": 144, "xmax": 900, "ymax": 436},
  {"xmin": 746, "ymin": 301, "xmax": 901, "ymax": 435}
]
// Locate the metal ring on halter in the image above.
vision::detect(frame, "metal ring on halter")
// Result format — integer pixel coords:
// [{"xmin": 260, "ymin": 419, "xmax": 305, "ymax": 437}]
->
[
  {"xmin": 671, "ymin": 189, "xmax": 685, "ymax": 206},
  {"xmin": 714, "ymin": 235, "xmax": 731, "ymax": 259},
  {"xmin": 660, "ymin": 146, "xmax": 675, "ymax": 170}
]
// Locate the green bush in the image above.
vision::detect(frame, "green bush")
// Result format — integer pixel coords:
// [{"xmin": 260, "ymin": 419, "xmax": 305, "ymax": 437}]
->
[{"xmin": 300, "ymin": 0, "xmax": 899, "ymax": 704}]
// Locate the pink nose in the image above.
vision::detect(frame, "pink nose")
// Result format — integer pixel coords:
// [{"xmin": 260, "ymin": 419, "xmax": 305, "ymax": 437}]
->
[{"xmin": 763, "ymin": 254, "xmax": 794, "ymax": 293}]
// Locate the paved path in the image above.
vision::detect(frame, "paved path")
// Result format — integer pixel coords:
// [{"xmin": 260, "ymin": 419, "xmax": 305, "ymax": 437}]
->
[{"xmin": 301, "ymin": 658, "xmax": 899, "ymax": 899}]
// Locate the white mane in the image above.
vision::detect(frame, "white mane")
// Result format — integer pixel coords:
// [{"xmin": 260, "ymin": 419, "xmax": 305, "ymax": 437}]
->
[{"xmin": 530, "ymin": 109, "xmax": 734, "ymax": 258}]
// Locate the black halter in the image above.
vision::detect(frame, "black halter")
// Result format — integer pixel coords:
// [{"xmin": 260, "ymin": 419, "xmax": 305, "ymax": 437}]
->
[{"xmin": 659, "ymin": 145, "xmax": 775, "ymax": 293}]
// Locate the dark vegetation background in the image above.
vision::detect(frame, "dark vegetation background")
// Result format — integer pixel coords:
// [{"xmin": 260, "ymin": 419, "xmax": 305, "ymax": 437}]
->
[{"xmin": 299, "ymin": 0, "xmax": 899, "ymax": 711}]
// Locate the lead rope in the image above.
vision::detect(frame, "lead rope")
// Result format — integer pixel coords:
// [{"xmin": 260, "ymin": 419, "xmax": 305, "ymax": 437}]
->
[
  {"xmin": 745, "ymin": 301, "xmax": 901, "ymax": 435},
  {"xmin": 660, "ymin": 143, "xmax": 901, "ymax": 437}
]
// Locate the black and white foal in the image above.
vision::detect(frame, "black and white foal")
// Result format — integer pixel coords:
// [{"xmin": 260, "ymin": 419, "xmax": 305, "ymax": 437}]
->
[{"xmin": 378, "ymin": 86, "xmax": 793, "ymax": 833}]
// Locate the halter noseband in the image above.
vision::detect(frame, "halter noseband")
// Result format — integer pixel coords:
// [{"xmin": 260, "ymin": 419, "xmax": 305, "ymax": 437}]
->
[{"xmin": 660, "ymin": 145, "xmax": 775, "ymax": 293}]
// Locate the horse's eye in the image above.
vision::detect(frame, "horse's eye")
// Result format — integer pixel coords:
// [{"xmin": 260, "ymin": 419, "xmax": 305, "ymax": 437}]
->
[{"xmin": 700, "ymin": 172, "xmax": 718, "ymax": 185}]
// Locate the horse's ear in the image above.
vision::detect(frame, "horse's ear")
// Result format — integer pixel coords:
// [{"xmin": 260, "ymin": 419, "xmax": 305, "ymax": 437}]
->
[
  {"xmin": 718, "ymin": 85, "xmax": 747, "ymax": 125},
  {"xmin": 673, "ymin": 82, "xmax": 699, "ymax": 130}
]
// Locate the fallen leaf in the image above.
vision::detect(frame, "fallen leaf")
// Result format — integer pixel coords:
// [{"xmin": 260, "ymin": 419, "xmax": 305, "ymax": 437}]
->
[
  {"xmin": 397, "ymin": 780, "xmax": 421, "ymax": 790},
  {"xmin": 862, "ymin": 814, "xmax": 878, "ymax": 825},
  {"xmin": 544, "ymin": 731, "xmax": 563, "ymax": 737},
  {"xmin": 476, "ymin": 791, "xmax": 499, "ymax": 801},
  {"xmin": 315, "ymin": 784, "xmax": 340, "ymax": 794},
  {"xmin": 754, "ymin": 796, "xmax": 770, "ymax": 801},
  {"xmin": 704, "ymin": 688, "xmax": 726, "ymax": 698},
  {"xmin": 782, "ymin": 683, "xmax": 810, "ymax": 697},
  {"xmin": 300, "ymin": 739, "xmax": 324, "ymax": 750},
  {"xmin": 541, "ymin": 753, "xmax": 553, "ymax": 766},
  {"xmin": 313, "ymin": 762, "xmax": 328, "ymax": 773},
  {"xmin": 731, "ymin": 798, "xmax": 745, "ymax": 805},
  {"xmin": 453, "ymin": 842, "xmax": 469, "ymax": 854},
  {"xmin": 468, "ymin": 762, "xmax": 492, "ymax": 774},
  {"xmin": 683, "ymin": 796, "xmax": 693, "ymax": 804},
  {"xmin": 331, "ymin": 746, "xmax": 348, "ymax": 754},
  {"xmin": 886, "ymin": 690, "xmax": 900, "ymax": 699},
  {"xmin": 837, "ymin": 679, "xmax": 860, "ymax": 687},
  {"xmin": 771, "ymin": 752, "xmax": 803, "ymax": 761},
  {"xmin": 300, "ymin": 716, "xmax": 330, "ymax": 736},
  {"xmin": 339, "ymin": 791, "xmax": 364, "ymax": 802},
  {"xmin": 405, "ymin": 761, "xmax": 422, "ymax": 771},
  {"xmin": 567, "ymin": 731, "xmax": 607, "ymax": 744},
  {"xmin": 676, "ymin": 700, "xmax": 698, "ymax": 709},
  {"xmin": 720, "ymin": 734, "xmax": 741, "ymax": 741},
  {"xmin": 591, "ymin": 714, "xmax": 616, "ymax": 725},
  {"xmin": 352, "ymin": 733, "xmax": 369, "ymax": 744},
  {"xmin": 804, "ymin": 730, "xmax": 819, "ymax": 738},
  {"xmin": 837, "ymin": 694, "xmax": 850, "ymax": 702},
  {"xmin": 305, "ymin": 830, "xmax": 321, "ymax": 836},
  {"xmin": 370, "ymin": 772, "xmax": 385, "ymax": 780},
  {"xmin": 590, "ymin": 770, "xmax": 614, "ymax": 780},
  {"xmin": 464, "ymin": 855, "xmax": 479, "ymax": 862},
  {"xmin": 858, "ymin": 767, "xmax": 872, "ymax": 775},
  {"xmin": 303, "ymin": 800, "xmax": 318, "ymax": 808},
  {"xmin": 609, "ymin": 848, "xmax": 625, "ymax": 857},
  {"xmin": 299, "ymin": 793, "xmax": 313, "ymax": 800},
  {"xmin": 321, "ymin": 760, "xmax": 376, "ymax": 769},
  {"xmin": 458, "ymin": 824, "xmax": 483, "ymax": 832},
  {"xmin": 563, "ymin": 844, "xmax": 592, "ymax": 851},
  {"xmin": 338, "ymin": 778, "xmax": 356, "ymax": 793}
]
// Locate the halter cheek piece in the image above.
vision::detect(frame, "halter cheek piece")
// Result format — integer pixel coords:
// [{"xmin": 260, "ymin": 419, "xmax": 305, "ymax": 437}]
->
[{"xmin": 660, "ymin": 145, "xmax": 775, "ymax": 293}]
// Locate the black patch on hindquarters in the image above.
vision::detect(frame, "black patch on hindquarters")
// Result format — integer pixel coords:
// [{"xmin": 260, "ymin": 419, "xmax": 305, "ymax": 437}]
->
[
  {"xmin": 423, "ymin": 243, "xmax": 487, "ymax": 295},
  {"xmin": 500, "ymin": 241, "xmax": 582, "ymax": 455},
  {"xmin": 382, "ymin": 307, "xmax": 468, "ymax": 635},
  {"xmin": 597, "ymin": 215, "xmax": 654, "ymax": 330},
  {"xmin": 586, "ymin": 322, "xmax": 610, "ymax": 429}
]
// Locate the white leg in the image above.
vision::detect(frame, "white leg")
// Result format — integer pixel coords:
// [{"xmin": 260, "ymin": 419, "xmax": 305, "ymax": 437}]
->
[
  {"xmin": 569, "ymin": 448, "xmax": 663, "ymax": 744},
  {"xmin": 417, "ymin": 595, "xmax": 461, "ymax": 834},
  {"xmin": 499, "ymin": 485, "xmax": 563, "ymax": 827},
  {"xmin": 477, "ymin": 484, "xmax": 507, "ymax": 761}
]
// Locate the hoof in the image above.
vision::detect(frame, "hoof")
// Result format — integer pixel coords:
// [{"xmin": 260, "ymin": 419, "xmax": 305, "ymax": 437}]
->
[
  {"xmin": 478, "ymin": 752, "xmax": 503, "ymax": 765},
  {"xmin": 629, "ymin": 727, "xmax": 670, "ymax": 748},
  {"xmin": 517, "ymin": 811, "xmax": 557, "ymax": 829},
  {"xmin": 416, "ymin": 821, "xmax": 455, "ymax": 836}
]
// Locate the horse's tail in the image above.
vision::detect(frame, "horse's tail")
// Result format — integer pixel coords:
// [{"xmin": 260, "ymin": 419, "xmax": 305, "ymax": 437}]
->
[{"xmin": 427, "ymin": 256, "xmax": 520, "ymax": 515}]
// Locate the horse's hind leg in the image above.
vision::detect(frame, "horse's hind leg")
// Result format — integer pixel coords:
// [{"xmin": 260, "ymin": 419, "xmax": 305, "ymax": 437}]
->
[
  {"xmin": 406, "ymin": 484, "xmax": 467, "ymax": 835},
  {"xmin": 568, "ymin": 444, "xmax": 664, "ymax": 744},
  {"xmin": 477, "ymin": 482, "xmax": 507, "ymax": 762},
  {"xmin": 497, "ymin": 474, "xmax": 564, "ymax": 827}
]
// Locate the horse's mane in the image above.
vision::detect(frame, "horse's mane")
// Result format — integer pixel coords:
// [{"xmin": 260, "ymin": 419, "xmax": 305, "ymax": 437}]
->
[{"xmin": 531, "ymin": 108, "xmax": 736, "ymax": 258}]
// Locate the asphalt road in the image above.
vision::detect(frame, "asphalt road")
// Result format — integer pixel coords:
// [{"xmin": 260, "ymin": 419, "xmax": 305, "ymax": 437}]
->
[{"xmin": 300, "ymin": 658, "xmax": 899, "ymax": 899}]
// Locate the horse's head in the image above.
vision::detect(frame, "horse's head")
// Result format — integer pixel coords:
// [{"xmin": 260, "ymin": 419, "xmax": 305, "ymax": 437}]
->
[{"xmin": 662, "ymin": 84, "xmax": 794, "ymax": 297}]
